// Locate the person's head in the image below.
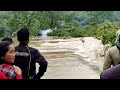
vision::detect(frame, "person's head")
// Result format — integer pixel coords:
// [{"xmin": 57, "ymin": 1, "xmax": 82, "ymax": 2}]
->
[
  {"xmin": 1, "ymin": 37, "xmax": 13, "ymax": 43},
  {"xmin": 0, "ymin": 41, "xmax": 15, "ymax": 64},
  {"xmin": 17, "ymin": 27, "xmax": 30, "ymax": 43}
]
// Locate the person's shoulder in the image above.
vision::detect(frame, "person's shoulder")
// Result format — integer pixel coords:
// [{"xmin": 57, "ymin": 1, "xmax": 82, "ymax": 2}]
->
[
  {"xmin": 109, "ymin": 46, "xmax": 118, "ymax": 52},
  {"xmin": 1, "ymin": 64, "xmax": 13, "ymax": 69},
  {"xmin": 29, "ymin": 46, "xmax": 39, "ymax": 52},
  {"xmin": 29, "ymin": 46, "xmax": 36, "ymax": 50},
  {"xmin": 101, "ymin": 64, "xmax": 120, "ymax": 79}
]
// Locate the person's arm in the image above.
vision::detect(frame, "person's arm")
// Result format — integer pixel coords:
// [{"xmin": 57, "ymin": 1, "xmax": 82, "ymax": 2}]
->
[
  {"xmin": 34, "ymin": 50, "xmax": 48, "ymax": 79},
  {"xmin": 103, "ymin": 49, "xmax": 113, "ymax": 71},
  {"xmin": 16, "ymin": 74, "xmax": 22, "ymax": 79}
]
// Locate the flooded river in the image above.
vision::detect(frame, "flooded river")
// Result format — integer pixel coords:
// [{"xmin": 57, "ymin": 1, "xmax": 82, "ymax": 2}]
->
[{"xmin": 29, "ymin": 36, "xmax": 102, "ymax": 79}]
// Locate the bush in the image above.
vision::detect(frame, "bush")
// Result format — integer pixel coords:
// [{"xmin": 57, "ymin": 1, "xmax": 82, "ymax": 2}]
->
[{"xmin": 49, "ymin": 21, "xmax": 120, "ymax": 46}]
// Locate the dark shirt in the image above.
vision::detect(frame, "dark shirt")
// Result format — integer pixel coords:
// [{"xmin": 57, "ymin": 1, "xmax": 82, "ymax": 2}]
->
[
  {"xmin": 100, "ymin": 64, "xmax": 120, "ymax": 79},
  {"xmin": 14, "ymin": 43, "xmax": 48, "ymax": 79}
]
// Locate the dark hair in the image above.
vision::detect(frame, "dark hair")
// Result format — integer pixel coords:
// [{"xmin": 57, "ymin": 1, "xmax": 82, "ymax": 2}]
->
[
  {"xmin": 0, "ymin": 41, "xmax": 12, "ymax": 64},
  {"xmin": 17, "ymin": 27, "xmax": 30, "ymax": 42},
  {"xmin": 1, "ymin": 37, "xmax": 13, "ymax": 43}
]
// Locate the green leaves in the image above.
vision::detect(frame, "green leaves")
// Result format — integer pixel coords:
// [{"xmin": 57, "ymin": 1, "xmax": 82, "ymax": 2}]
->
[
  {"xmin": 0, "ymin": 11, "xmax": 119, "ymax": 47},
  {"xmin": 87, "ymin": 11, "xmax": 114, "ymax": 24},
  {"xmin": 82, "ymin": 21, "xmax": 120, "ymax": 46}
]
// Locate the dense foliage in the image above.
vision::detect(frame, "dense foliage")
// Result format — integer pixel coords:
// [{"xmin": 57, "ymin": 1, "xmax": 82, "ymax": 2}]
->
[{"xmin": 0, "ymin": 11, "xmax": 120, "ymax": 46}]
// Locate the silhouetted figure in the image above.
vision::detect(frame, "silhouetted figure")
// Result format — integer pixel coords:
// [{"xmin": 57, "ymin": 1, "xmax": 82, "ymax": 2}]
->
[
  {"xmin": 103, "ymin": 30, "xmax": 120, "ymax": 70},
  {"xmin": 81, "ymin": 37, "xmax": 85, "ymax": 46},
  {"xmin": 14, "ymin": 27, "xmax": 48, "ymax": 79}
]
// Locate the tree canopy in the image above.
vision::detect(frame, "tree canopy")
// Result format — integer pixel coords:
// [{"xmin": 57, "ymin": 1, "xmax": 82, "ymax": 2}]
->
[{"xmin": 0, "ymin": 11, "xmax": 120, "ymax": 45}]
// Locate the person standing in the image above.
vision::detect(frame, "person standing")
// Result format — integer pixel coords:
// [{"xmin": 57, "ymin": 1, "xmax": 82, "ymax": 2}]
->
[
  {"xmin": 14, "ymin": 27, "xmax": 48, "ymax": 79},
  {"xmin": 103, "ymin": 30, "xmax": 120, "ymax": 70}
]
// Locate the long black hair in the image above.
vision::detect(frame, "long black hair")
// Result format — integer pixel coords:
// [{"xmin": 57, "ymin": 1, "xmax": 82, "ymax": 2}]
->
[{"xmin": 0, "ymin": 41, "xmax": 12, "ymax": 64}]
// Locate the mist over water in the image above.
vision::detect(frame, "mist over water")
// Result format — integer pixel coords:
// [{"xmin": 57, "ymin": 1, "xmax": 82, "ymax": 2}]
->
[{"xmin": 40, "ymin": 29, "xmax": 53, "ymax": 40}]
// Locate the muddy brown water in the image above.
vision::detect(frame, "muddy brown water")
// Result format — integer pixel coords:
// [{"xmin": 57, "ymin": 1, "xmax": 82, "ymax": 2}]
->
[{"xmin": 29, "ymin": 37, "xmax": 100, "ymax": 79}]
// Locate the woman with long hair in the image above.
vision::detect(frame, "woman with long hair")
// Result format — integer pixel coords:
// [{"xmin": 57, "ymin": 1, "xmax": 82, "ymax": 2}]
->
[{"xmin": 0, "ymin": 41, "xmax": 22, "ymax": 79}]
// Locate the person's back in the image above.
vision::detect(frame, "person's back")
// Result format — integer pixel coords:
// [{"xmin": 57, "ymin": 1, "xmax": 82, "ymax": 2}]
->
[
  {"xmin": 103, "ymin": 30, "xmax": 120, "ymax": 70},
  {"xmin": 14, "ymin": 27, "xmax": 48, "ymax": 79},
  {"xmin": 103, "ymin": 46, "xmax": 120, "ymax": 70}
]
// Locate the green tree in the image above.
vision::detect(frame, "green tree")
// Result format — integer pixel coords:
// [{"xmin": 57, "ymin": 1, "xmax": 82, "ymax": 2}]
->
[{"xmin": 87, "ymin": 11, "xmax": 114, "ymax": 24}]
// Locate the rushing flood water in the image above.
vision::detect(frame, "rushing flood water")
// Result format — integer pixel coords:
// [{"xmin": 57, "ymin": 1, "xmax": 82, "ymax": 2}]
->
[{"xmin": 29, "ymin": 36, "xmax": 101, "ymax": 79}]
